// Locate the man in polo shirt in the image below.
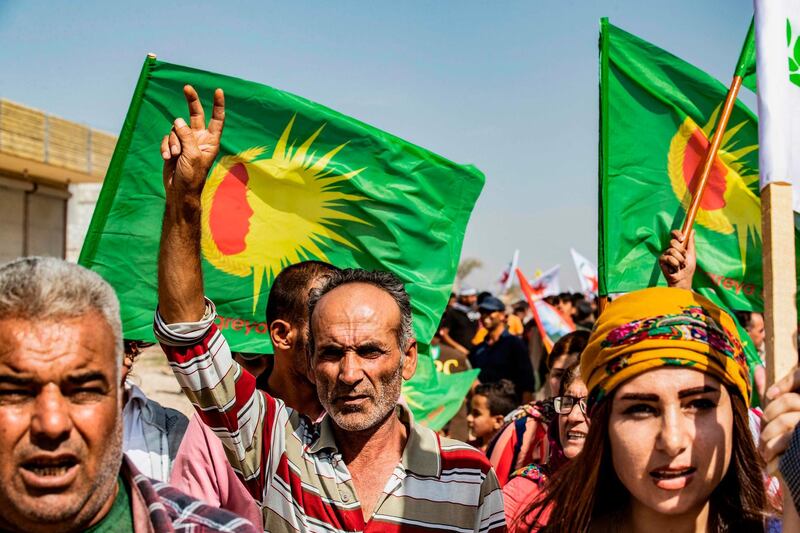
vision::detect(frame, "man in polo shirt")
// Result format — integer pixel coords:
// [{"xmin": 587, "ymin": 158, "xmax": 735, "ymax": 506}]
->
[
  {"xmin": 469, "ymin": 296, "xmax": 536, "ymax": 404},
  {"xmin": 155, "ymin": 85, "xmax": 505, "ymax": 532}
]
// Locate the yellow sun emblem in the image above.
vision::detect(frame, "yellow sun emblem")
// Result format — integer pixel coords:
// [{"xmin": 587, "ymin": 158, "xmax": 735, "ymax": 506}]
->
[
  {"xmin": 667, "ymin": 106, "xmax": 760, "ymax": 272},
  {"xmin": 200, "ymin": 116, "xmax": 368, "ymax": 311}
]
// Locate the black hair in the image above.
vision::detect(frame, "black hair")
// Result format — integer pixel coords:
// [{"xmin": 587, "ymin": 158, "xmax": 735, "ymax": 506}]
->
[
  {"xmin": 474, "ymin": 379, "xmax": 518, "ymax": 417},
  {"xmin": 265, "ymin": 261, "xmax": 339, "ymax": 326}
]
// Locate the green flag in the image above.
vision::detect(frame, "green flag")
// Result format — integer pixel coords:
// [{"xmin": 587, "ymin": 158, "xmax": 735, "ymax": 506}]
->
[
  {"xmin": 598, "ymin": 18, "xmax": 800, "ymax": 314},
  {"xmin": 403, "ymin": 349, "xmax": 479, "ymax": 431},
  {"xmin": 79, "ymin": 56, "xmax": 484, "ymax": 353}
]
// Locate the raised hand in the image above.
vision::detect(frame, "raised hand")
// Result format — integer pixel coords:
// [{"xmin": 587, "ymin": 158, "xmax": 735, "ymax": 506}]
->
[
  {"xmin": 761, "ymin": 367, "xmax": 800, "ymax": 473},
  {"xmin": 157, "ymin": 85, "xmax": 225, "ymax": 324},
  {"xmin": 161, "ymin": 85, "xmax": 225, "ymax": 198},
  {"xmin": 659, "ymin": 229, "xmax": 696, "ymax": 290}
]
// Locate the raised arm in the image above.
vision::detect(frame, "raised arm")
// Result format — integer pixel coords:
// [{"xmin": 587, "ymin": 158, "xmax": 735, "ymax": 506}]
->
[
  {"xmin": 158, "ymin": 85, "xmax": 225, "ymax": 323},
  {"xmin": 154, "ymin": 87, "xmax": 284, "ymax": 500}
]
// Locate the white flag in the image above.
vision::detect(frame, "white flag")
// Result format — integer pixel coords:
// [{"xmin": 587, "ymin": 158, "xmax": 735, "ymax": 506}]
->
[
  {"xmin": 570, "ymin": 248, "xmax": 599, "ymax": 294},
  {"xmin": 529, "ymin": 265, "xmax": 561, "ymax": 299},
  {"xmin": 496, "ymin": 249, "xmax": 520, "ymax": 293},
  {"xmin": 755, "ymin": 0, "xmax": 800, "ymax": 212}
]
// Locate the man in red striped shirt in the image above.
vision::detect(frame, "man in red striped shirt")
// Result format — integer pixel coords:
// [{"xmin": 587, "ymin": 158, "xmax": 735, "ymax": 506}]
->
[{"xmin": 155, "ymin": 85, "xmax": 505, "ymax": 532}]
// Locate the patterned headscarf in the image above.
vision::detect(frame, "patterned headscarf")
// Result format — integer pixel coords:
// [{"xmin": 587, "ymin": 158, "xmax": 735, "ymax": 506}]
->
[{"xmin": 582, "ymin": 287, "xmax": 750, "ymax": 409}]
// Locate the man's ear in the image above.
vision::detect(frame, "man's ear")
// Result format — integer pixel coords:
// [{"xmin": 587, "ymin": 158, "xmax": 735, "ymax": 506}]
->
[
  {"xmin": 402, "ymin": 339, "xmax": 418, "ymax": 380},
  {"xmin": 269, "ymin": 319, "xmax": 294, "ymax": 351}
]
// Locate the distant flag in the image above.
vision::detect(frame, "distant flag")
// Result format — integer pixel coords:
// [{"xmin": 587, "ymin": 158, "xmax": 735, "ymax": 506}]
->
[
  {"xmin": 570, "ymin": 248, "xmax": 599, "ymax": 295},
  {"xmin": 516, "ymin": 268, "xmax": 575, "ymax": 351},
  {"xmin": 497, "ymin": 249, "xmax": 520, "ymax": 293},
  {"xmin": 529, "ymin": 265, "xmax": 561, "ymax": 298}
]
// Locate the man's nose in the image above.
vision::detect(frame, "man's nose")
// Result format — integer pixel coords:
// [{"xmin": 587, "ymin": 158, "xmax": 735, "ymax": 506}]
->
[
  {"xmin": 339, "ymin": 352, "xmax": 365, "ymax": 386},
  {"xmin": 30, "ymin": 384, "xmax": 72, "ymax": 444}
]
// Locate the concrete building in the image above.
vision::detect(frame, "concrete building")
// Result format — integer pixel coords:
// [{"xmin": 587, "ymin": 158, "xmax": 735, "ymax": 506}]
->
[{"xmin": 0, "ymin": 99, "xmax": 115, "ymax": 262}]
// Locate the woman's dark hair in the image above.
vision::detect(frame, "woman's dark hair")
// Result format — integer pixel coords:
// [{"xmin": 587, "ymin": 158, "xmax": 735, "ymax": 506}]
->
[
  {"xmin": 546, "ymin": 330, "xmax": 590, "ymax": 370},
  {"xmin": 557, "ymin": 362, "xmax": 582, "ymax": 398},
  {"xmin": 519, "ymin": 387, "xmax": 767, "ymax": 531}
]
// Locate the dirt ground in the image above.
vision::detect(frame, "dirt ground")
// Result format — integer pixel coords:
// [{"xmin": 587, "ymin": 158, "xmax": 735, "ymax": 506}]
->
[{"xmin": 128, "ymin": 345, "xmax": 194, "ymax": 418}]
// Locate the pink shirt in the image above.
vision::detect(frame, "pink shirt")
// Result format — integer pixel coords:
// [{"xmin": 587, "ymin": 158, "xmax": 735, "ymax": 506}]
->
[{"xmin": 170, "ymin": 413, "xmax": 263, "ymax": 529}]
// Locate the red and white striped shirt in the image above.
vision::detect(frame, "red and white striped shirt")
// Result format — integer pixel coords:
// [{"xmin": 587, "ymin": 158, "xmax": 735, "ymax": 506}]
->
[{"xmin": 155, "ymin": 300, "xmax": 506, "ymax": 532}]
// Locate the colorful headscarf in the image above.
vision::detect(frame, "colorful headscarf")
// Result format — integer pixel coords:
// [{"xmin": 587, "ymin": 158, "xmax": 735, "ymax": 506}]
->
[{"xmin": 582, "ymin": 287, "xmax": 750, "ymax": 408}]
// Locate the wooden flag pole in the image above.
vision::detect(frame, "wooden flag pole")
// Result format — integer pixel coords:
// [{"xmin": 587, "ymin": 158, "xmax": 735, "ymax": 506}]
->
[
  {"xmin": 681, "ymin": 75, "xmax": 743, "ymax": 236},
  {"xmin": 761, "ymin": 182, "xmax": 798, "ymax": 387}
]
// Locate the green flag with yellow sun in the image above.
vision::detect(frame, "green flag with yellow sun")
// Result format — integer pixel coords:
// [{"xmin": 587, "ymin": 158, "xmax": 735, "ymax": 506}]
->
[
  {"xmin": 79, "ymin": 56, "xmax": 484, "ymax": 354},
  {"xmin": 599, "ymin": 19, "xmax": 800, "ymax": 313}
]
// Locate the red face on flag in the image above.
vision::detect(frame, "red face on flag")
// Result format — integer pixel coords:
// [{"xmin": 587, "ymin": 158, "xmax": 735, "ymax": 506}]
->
[{"xmin": 667, "ymin": 108, "xmax": 760, "ymax": 272}]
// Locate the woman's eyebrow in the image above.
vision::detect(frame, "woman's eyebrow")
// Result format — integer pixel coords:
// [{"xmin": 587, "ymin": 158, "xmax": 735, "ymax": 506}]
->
[
  {"xmin": 618, "ymin": 392, "xmax": 659, "ymax": 401},
  {"xmin": 678, "ymin": 385, "xmax": 718, "ymax": 398}
]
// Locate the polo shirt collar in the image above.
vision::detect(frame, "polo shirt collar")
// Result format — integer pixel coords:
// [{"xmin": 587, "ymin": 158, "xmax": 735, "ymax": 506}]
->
[{"xmin": 307, "ymin": 404, "xmax": 442, "ymax": 478}]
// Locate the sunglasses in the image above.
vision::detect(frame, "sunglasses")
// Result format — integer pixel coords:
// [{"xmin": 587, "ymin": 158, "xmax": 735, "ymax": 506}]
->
[{"xmin": 553, "ymin": 395, "xmax": 587, "ymax": 416}]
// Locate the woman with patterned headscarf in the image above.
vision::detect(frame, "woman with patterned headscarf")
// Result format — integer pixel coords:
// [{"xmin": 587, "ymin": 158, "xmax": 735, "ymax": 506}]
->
[{"xmin": 513, "ymin": 287, "xmax": 768, "ymax": 531}]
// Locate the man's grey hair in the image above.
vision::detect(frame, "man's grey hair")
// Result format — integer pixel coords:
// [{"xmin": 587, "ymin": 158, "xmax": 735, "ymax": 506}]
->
[
  {"xmin": 0, "ymin": 257, "xmax": 123, "ymax": 364},
  {"xmin": 307, "ymin": 268, "xmax": 415, "ymax": 356}
]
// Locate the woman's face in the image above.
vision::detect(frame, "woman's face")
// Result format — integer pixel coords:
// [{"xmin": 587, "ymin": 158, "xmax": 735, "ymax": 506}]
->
[
  {"xmin": 558, "ymin": 378, "xmax": 589, "ymax": 459},
  {"xmin": 608, "ymin": 367, "xmax": 733, "ymax": 516},
  {"xmin": 548, "ymin": 354, "xmax": 578, "ymax": 397}
]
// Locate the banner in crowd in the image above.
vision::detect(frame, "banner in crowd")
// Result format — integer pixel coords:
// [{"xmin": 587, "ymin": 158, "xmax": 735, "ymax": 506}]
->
[
  {"xmin": 598, "ymin": 18, "xmax": 800, "ymax": 312},
  {"xmin": 755, "ymin": 0, "xmax": 800, "ymax": 211},
  {"xmin": 529, "ymin": 265, "xmax": 561, "ymax": 299},
  {"xmin": 496, "ymin": 249, "xmax": 520, "ymax": 293},
  {"xmin": 570, "ymin": 248, "xmax": 598, "ymax": 295},
  {"xmin": 79, "ymin": 56, "xmax": 484, "ymax": 353},
  {"xmin": 403, "ymin": 349, "xmax": 479, "ymax": 431},
  {"xmin": 516, "ymin": 268, "xmax": 575, "ymax": 351}
]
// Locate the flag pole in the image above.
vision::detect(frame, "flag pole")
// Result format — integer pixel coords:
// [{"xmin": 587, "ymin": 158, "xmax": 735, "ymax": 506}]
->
[
  {"xmin": 762, "ymin": 183, "xmax": 798, "ymax": 386},
  {"xmin": 680, "ymin": 75, "xmax": 743, "ymax": 236}
]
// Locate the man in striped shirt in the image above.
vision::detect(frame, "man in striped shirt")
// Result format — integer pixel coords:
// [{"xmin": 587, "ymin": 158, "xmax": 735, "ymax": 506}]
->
[{"xmin": 155, "ymin": 86, "xmax": 505, "ymax": 532}]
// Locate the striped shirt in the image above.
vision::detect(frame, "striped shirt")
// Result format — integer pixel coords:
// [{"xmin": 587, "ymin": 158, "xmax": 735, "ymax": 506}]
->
[{"xmin": 154, "ymin": 300, "xmax": 506, "ymax": 533}]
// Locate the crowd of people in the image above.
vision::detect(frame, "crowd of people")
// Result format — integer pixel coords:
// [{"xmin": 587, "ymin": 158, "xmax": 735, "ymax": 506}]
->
[{"xmin": 3, "ymin": 85, "xmax": 800, "ymax": 532}]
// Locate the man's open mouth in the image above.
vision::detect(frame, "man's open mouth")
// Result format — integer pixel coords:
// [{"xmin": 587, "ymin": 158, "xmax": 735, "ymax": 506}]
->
[{"xmin": 21, "ymin": 455, "xmax": 79, "ymax": 478}]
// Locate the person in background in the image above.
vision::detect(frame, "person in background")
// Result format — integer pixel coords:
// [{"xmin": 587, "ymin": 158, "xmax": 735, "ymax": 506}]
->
[
  {"xmin": 439, "ymin": 286, "xmax": 481, "ymax": 356},
  {"xmin": 0, "ymin": 257, "xmax": 256, "ymax": 533},
  {"xmin": 504, "ymin": 363, "xmax": 589, "ymax": 530},
  {"xmin": 525, "ymin": 288, "xmax": 767, "ymax": 531},
  {"xmin": 170, "ymin": 260, "xmax": 338, "ymax": 529},
  {"xmin": 121, "ymin": 339, "xmax": 189, "ymax": 482},
  {"xmin": 735, "ymin": 310, "xmax": 766, "ymax": 355},
  {"xmin": 467, "ymin": 380, "xmax": 519, "ymax": 452},
  {"xmin": 573, "ymin": 299, "xmax": 595, "ymax": 331},
  {"xmin": 432, "ymin": 316, "xmax": 472, "ymax": 441},
  {"xmin": 555, "ymin": 293, "xmax": 575, "ymax": 320},
  {"xmin": 469, "ymin": 296, "xmax": 536, "ymax": 404},
  {"xmin": 486, "ymin": 331, "xmax": 589, "ymax": 486}
]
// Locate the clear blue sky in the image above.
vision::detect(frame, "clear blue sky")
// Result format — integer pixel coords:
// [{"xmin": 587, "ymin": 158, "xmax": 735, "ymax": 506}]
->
[{"xmin": 0, "ymin": 0, "xmax": 755, "ymax": 289}]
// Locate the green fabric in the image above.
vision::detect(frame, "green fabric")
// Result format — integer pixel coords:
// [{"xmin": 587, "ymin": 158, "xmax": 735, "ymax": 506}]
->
[
  {"xmin": 403, "ymin": 344, "xmax": 479, "ymax": 431},
  {"xmin": 84, "ymin": 477, "xmax": 133, "ymax": 533},
  {"xmin": 79, "ymin": 57, "xmax": 484, "ymax": 352},
  {"xmin": 736, "ymin": 18, "xmax": 757, "ymax": 92},
  {"xmin": 598, "ymin": 18, "xmax": 800, "ymax": 313}
]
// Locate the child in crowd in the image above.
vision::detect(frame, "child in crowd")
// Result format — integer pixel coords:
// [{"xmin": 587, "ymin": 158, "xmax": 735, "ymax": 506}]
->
[{"xmin": 467, "ymin": 379, "xmax": 518, "ymax": 452}]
